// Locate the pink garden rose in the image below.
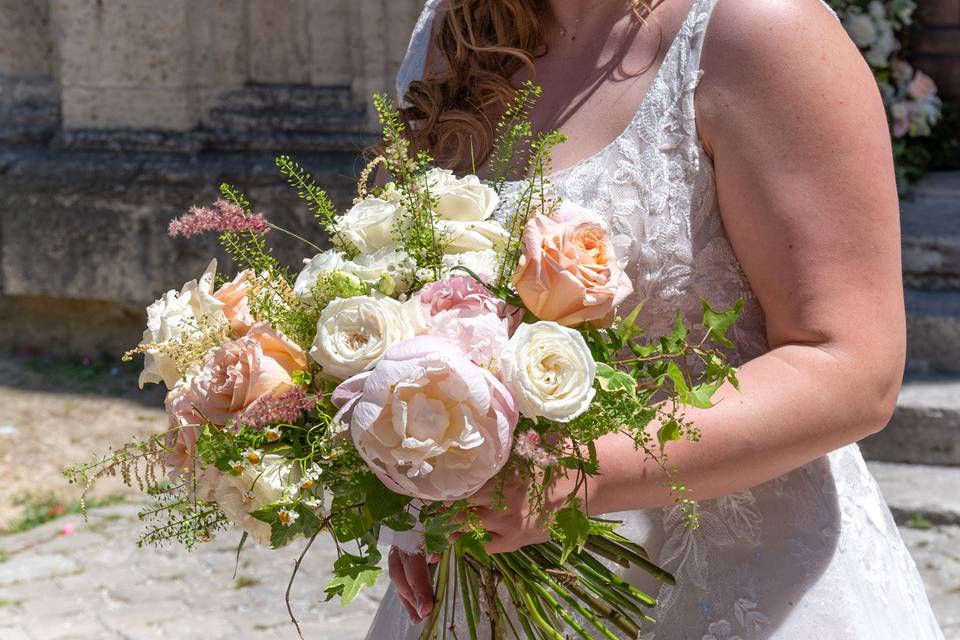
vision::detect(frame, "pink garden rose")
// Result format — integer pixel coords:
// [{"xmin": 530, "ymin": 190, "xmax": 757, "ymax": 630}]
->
[
  {"xmin": 333, "ymin": 336, "xmax": 518, "ymax": 501},
  {"xmin": 419, "ymin": 276, "xmax": 517, "ymax": 365},
  {"xmin": 513, "ymin": 203, "xmax": 632, "ymax": 327},
  {"xmin": 214, "ymin": 269, "xmax": 255, "ymax": 336},
  {"xmin": 184, "ymin": 322, "xmax": 307, "ymax": 425},
  {"xmin": 908, "ymin": 71, "xmax": 937, "ymax": 101}
]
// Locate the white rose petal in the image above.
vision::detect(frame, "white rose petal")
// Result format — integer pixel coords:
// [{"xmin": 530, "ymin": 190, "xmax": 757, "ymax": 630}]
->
[
  {"xmin": 500, "ymin": 321, "xmax": 597, "ymax": 422},
  {"xmin": 294, "ymin": 249, "xmax": 346, "ymax": 304},
  {"xmin": 310, "ymin": 295, "xmax": 419, "ymax": 380},
  {"xmin": 425, "ymin": 168, "xmax": 500, "ymax": 221},
  {"xmin": 139, "ymin": 259, "xmax": 225, "ymax": 389},
  {"xmin": 844, "ymin": 13, "xmax": 877, "ymax": 47},
  {"xmin": 337, "ymin": 197, "xmax": 402, "ymax": 254},
  {"xmin": 441, "ymin": 219, "xmax": 510, "ymax": 253},
  {"xmin": 442, "ymin": 249, "xmax": 502, "ymax": 281}
]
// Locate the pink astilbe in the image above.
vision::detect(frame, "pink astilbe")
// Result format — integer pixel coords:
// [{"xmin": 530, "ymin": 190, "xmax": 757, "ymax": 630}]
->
[
  {"xmin": 233, "ymin": 386, "xmax": 316, "ymax": 431},
  {"xmin": 168, "ymin": 199, "xmax": 271, "ymax": 238},
  {"xmin": 513, "ymin": 430, "xmax": 558, "ymax": 469}
]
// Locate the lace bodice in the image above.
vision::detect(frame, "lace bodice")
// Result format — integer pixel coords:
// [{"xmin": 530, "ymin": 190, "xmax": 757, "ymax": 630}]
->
[{"xmin": 368, "ymin": 1, "xmax": 945, "ymax": 638}]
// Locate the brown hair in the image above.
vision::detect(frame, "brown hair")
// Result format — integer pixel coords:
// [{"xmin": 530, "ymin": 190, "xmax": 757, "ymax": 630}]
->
[{"xmin": 401, "ymin": 0, "xmax": 650, "ymax": 174}]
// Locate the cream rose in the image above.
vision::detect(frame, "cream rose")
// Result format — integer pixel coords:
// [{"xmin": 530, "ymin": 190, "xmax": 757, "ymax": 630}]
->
[
  {"xmin": 139, "ymin": 259, "xmax": 225, "ymax": 389},
  {"xmin": 309, "ymin": 295, "xmax": 422, "ymax": 380},
  {"xmin": 213, "ymin": 455, "xmax": 296, "ymax": 546},
  {"xmin": 425, "ymin": 168, "xmax": 500, "ymax": 221},
  {"xmin": 295, "ymin": 248, "xmax": 414, "ymax": 303},
  {"xmin": 441, "ymin": 219, "xmax": 510, "ymax": 254},
  {"xmin": 337, "ymin": 197, "xmax": 402, "ymax": 254},
  {"xmin": 442, "ymin": 249, "xmax": 501, "ymax": 281},
  {"xmin": 500, "ymin": 321, "xmax": 597, "ymax": 422}
]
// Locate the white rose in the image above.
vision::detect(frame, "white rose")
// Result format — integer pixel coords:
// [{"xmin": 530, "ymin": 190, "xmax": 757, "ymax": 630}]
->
[
  {"xmin": 294, "ymin": 249, "xmax": 346, "ymax": 304},
  {"xmin": 310, "ymin": 295, "xmax": 422, "ymax": 380},
  {"xmin": 345, "ymin": 247, "xmax": 413, "ymax": 286},
  {"xmin": 213, "ymin": 455, "xmax": 296, "ymax": 546},
  {"xmin": 844, "ymin": 13, "xmax": 877, "ymax": 47},
  {"xmin": 337, "ymin": 197, "xmax": 402, "ymax": 254},
  {"xmin": 441, "ymin": 219, "xmax": 510, "ymax": 253},
  {"xmin": 425, "ymin": 168, "xmax": 500, "ymax": 221},
  {"xmin": 442, "ymin": 249, "xmax": 502, "ymax": 280},
  {"xmin": 500, "ymin": 321, "xmax": 597, "ymax": 422},
  {"xmin": 139, "ymin": 259, "xmax": 225, "ymax": 389}
]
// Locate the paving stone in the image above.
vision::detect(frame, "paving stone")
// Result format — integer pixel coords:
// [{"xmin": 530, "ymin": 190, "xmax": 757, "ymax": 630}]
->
[
  {"xmin": 0, "ymin": 626, "xmax": 32, "ymax": 640},
  {"xmin": 0, "ymin": 555, "xmax": 81, "ymax": 587}
]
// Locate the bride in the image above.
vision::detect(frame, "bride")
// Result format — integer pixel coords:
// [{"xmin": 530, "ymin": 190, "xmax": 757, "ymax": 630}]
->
[{"xmin": 368, "ymin": 0, "xmax": 944, "ymax": 637}]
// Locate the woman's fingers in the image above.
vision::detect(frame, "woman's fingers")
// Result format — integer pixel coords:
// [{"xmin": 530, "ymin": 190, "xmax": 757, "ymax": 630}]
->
[
  {"xmin": 400, "ymin": 550, "xmax": 435, "ymax": 620},
  {"xmin": 388, "ymin": 548, "xmax": 423, "ymax": 624}
]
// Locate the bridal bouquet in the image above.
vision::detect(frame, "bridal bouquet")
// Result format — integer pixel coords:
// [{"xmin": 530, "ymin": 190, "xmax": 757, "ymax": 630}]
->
[{"xmin": 68, "ymin": 85, "xmax": 741, "ymax": 640}]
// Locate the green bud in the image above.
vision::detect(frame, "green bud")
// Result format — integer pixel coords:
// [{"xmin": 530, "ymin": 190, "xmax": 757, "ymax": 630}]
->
[
  {"xmin": 377, "ymin": 273, "xmax": 397, "ymax": 296},
  {"xmin": 328, "ymin": 271, "xmax": 367, "ymax": 298}
]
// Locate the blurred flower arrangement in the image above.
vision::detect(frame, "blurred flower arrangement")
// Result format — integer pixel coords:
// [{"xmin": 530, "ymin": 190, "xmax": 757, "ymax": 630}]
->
[{"xmin": 830, "ymin": 0, "xmax": 949, "ymax": 189}]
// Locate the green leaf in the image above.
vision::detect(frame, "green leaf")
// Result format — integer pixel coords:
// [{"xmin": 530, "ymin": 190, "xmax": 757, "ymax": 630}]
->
[
  {"xmin": 595, "ymin": 363, "xmax": 637, "ymax": 398},
  {"xmin": 330, "ymin": 494, "xmax": 373, "ymax": 543},
  {"xmin": 324, "ymin": 553, "xmax": 383, "ymax": 605},
  {"xmin": 552, "ymin": 501, "xmax": 591, "ymax": 563},
  {"xmin": 422, "ymin": 508, "xmax": 463, "ymax": 556},
  {"xmin": 250, "ymin": 502, "xmax": 304, "ymax": 549},
  {"xmin": 382, "ymin": 510, "xmax": 417, "ymax": 532},
  {"xmin": 689, "ymin": 380, "xmax": 724, "ymax": 409},
  {"xmin": 361, "ymin": 474, "xmax": 412, "ymax": 522},
  {"xmin": 701, "ymin": 298, "xmax": 744, "ymax": 348},
  {"xmin": 455, "ymin": 531, "xmax": 491, "ymax": 567},
  {"xmin": 660, "ymin": 312, "xmax": 689, "ymax": 353},
  {"xmin": 620, "ymin": 302, "xmax": 645, "ymax": 341},
  {"xmin": 664, "ymin": 362, "xmax": 690, "ymax": 402},
  {"xmin": 657, "ymin": 419, "xmax": 681, "ymax": 450}
]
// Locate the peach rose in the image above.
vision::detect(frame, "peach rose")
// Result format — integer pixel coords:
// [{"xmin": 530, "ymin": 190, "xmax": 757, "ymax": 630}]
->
[
  {"xmin": 513, "ymin": 203, "xmax": 632, "ymax": 326},
  {"xmin": 184, "ymin": 322, "xmax": 307, "ymax": 425},
  {"xmin": 214, "ymin": 270, "xmax": 255, "ymax": 336}
]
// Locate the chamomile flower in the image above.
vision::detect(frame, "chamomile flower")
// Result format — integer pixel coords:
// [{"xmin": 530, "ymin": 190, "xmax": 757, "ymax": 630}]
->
[
  {"xmin": 228, "ymin": 460, "xmax": 245, "ymax": 474},
  {"xmin": 299, "ymin": 463, "xmax": 323, "ymax": 491},
  {"xmin": 242, "ymin": 448, "xmax": 264, "ymax": 467},
  {"xmin": 264, "ymin": 427, "xmax": 282, "ymax": 442},
  {"xmin": 278, "ymin": 507, "xmax": 300, "ymax": 527}
]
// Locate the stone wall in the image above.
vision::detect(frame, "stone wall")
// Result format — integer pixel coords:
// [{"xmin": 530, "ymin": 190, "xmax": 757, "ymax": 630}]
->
[{"xmin": 916, "ymin": 0, "xmax": 960, "ymax": 101}]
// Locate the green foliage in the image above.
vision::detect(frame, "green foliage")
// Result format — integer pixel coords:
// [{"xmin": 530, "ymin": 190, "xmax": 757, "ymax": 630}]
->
[
  {"xmin": 487, "ymin": 81, "xmax": 542, "ymax": 193},
  {"xmin": 275, "ymin": 155, "xmax": 355, "ymax": 256},
  {"xmin": 551, "ymin": 500, "xmax": 591, "ymax": 563},
  {"xmin": 250, "ymin": 502, "xmax": 323, "ymax": 549},
  {"xmin": 324, "ymin": 552, "xmax": 383, "ymax": 605}
]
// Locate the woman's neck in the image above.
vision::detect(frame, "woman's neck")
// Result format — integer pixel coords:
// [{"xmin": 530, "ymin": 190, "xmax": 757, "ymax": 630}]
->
[{"xmin": 545, "ymin": 0, "xmax": 634, "ymax": 44}]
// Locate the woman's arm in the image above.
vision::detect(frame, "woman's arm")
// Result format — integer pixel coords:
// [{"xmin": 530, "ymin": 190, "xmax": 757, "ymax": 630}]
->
[{"xmin": 472, "ymin": 0, "xmax": 905, "ymax": 553}]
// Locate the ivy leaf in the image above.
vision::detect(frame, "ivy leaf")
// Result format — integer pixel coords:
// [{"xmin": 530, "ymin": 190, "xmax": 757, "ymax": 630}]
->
[
  {"xmin": 660, "ymin": 312, "xmax": 689, "ymax": 353},
  {"xmin": 664, "ymin": 362, "xmax": 691, "ymax": 403},
  {"xmin": 422, "ymin": 508, "xmax": 463, "ymax": 556},
  {"xmin": 324, "ymin": 553, "xmax": 383, "ymax": 605},
  {"xmin": 382, "ymin": 510, "xmax": 417, "ymax": 532},
  {"xmin": 552, "ymin": 501, "xmax": 591, "ymax": 563},
  {"xmin": 455, "ymin": 531, "xmax": 491, "ymax": 567},
  {"xmin": 689, "ymin": 380, "xmax": 724, "ymax": 409},
  {"xmin": 657, "ymin": 419, "xmax": 681, "ymax": 450},
  {"xmin": 330, "ymin": 494, "xmax": 373, "ymax": 543},
  {"xmin": 596, "ymin": 363, "xmax": 637, "ymax": 398},
  {"xmin": 250, "ymin": 502, "xmax": 304, "ymax": 549},
  {"xmin": 361, "ymin": 474, "xmax": 412, "ymax": 522},
  {"xmin": 701, "ymin": 298, "xmax": 744, "ymax": 348}
]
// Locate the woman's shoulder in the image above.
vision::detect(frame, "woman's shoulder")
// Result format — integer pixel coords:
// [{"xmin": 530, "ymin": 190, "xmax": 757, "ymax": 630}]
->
[{"xmin": 695, "ymin": 0, "xmax": 878, "ymax": 154}]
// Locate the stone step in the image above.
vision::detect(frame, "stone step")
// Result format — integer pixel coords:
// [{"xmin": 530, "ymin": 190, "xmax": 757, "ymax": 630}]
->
[
  {"xmin": 860, "ymin": 376, "xmax": 960, "ymax": 466},
  {"xmin": 906, "ymin": 288, "xmax": 960, "ymax": 374},
  {"xmin": 901, "ymin": 172, "xmax": 960, "ymax": 291},
  {"xmin": 868, "ymin": 460, "xmax": 960, "ymax": 526},
  {"xmin": 204, "ymin": 107, "xmax": 368, "ymax": 134}
]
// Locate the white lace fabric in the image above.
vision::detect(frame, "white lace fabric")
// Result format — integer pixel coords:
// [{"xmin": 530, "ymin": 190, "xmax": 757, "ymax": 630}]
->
[{"xmin": 368, "ymin": 0, "xmax": 945, "ymax": 637}]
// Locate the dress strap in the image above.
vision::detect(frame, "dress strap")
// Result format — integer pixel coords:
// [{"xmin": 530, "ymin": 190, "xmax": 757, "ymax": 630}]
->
[{"xmin": 395, "ymin": 0, "xmax": 444, "ymax": 106}]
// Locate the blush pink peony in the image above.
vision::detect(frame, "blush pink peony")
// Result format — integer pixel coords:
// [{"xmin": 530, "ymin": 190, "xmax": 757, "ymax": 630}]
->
[
  {"xmin": 513, "ymin": 204, "xmax": 632, "ymax": 327},
  {"xmin": 334, "ymin": 336, "xmax": 518, "ymax": 501},
  {"xmin": 418, "ymin": 276, "xmax": 518, "ymax": 365},
  {"xmin": 184, "ymin": 322, "xmax": 308, "ymax": 425}
]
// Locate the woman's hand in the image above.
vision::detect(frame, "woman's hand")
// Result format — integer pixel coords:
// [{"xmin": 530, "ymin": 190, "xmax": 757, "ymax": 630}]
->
[
  {"xmin": 467, "ymin": 467, "xmax": 571, "ymax": 554},
  {"xmin": 387, "ymin": 547, "xmax": 435, "ymax": 624}
]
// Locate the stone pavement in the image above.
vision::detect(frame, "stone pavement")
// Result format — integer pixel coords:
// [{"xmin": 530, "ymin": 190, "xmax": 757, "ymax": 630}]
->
[{"xmin": 0, "ymin": 501, "xmax": 957, "ymax": 640}]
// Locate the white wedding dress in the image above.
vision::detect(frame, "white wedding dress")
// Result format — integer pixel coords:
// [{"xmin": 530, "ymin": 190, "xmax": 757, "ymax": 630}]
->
[{"xmin": 366, "ymin": 0, "xmax": 945, "ymax": 637}]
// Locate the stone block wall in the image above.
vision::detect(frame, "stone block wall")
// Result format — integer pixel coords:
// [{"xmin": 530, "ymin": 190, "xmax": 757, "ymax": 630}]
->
[{"xmin": 915, "ymin": 0, "xmax": 960, "ymax": 101}]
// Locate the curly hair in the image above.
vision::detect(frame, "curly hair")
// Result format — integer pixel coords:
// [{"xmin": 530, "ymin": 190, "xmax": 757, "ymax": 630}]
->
[{"xmin": 400, "ymin": 0, "xmax": 651, "ymax": 173}]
